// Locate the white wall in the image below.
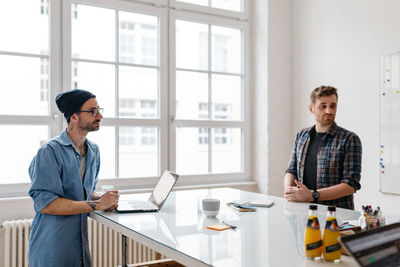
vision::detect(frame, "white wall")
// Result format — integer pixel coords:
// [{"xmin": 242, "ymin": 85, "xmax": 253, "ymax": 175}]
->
[
  {"xmin": 290, "ymin": 0, "xmax": 400, "ymax": 215},
  {"xmin": 251, "ymin": 0, "xmax": 293, "ymax": 197}
]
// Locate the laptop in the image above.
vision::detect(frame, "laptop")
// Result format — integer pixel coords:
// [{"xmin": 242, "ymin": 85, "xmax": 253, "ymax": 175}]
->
[
  {"xmin": 340, "ymin": 222, "xmax": 400, "ymax": 267},
  {"xmin": 116, "ymin": 170, "xmax": 179, "ymax": 213}
]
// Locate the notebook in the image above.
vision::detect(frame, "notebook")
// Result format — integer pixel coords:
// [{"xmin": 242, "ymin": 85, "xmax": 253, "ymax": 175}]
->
[
  {"xmin": 340, "ymin": 222, "xmax": 400, "ymax": 267},
  {"xmin": 116, "ymin": 170, "xmax": 179, "ymax": 213}
]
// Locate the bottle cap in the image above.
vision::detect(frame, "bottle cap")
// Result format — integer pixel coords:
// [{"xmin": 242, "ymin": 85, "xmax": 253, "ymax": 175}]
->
[
  {"xmin": 309, "ymin": 204, "xmax": 317, "ymax": 210},
  {"xmin": 328, "ymin": 206, "xmax": 336, "ymax": 211}
]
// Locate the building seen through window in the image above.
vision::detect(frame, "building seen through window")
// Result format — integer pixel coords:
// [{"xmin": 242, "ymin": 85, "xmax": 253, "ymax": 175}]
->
[
  {"xmin": 0, "ymin": 0, "xmax": 246, "ymax": 183},
  {"xmin": 40, "ymin": 0, "xmax": 49, "ymax": 15}
]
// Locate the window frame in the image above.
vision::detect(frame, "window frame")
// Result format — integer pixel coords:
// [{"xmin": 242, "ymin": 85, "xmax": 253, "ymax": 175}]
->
[
  {"xmin": 0, "ymin": 0, "xmax": 250, "ymax": 197},
  {"xmin": 170, "ymin": 0, "xmax": 249, "ymax": 21},
  {"xmin": 169, "ymin": 9, "xmax": 250, "ymax": 185},
  {"xmin": 62, "ymin": 0, "xmax": 169, "ymax": 188}
]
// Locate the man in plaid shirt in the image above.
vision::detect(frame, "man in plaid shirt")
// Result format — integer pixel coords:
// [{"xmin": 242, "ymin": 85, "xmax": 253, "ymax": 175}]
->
[{"xmin": 284, "ymin": 86, "xmax": 362, "ymax": 210}]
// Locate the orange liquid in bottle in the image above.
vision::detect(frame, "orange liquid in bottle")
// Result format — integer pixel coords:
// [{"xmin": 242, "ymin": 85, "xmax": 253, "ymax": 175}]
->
[
  {"xmin": 323, "ymin": 216, "xmax": 342, "ymax": 262},
  {"xmin": 305, "ymin": 213, "xmax": 322, "ymax": 260}
]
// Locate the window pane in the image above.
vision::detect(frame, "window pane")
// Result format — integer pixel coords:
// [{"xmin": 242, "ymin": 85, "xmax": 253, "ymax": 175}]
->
[
  {"xmin": 176, "ymin": 71, "xmax": 208, "ymax": 120},
  {"xmin": 119, "ymin": 127, "xmax": 159, "ymax": 177},
  {"xmin": 176, "ymin": 20, "xmax": 208, "ymax": 71},
  {"xmin": 88, "ymin": 126, "xmax": 115, "ymax": 179},
  {"xmin": 0, "ymin": 0, "xmax": 48, "ymax": 55},
  {"xmin": 0, "ymin": 125, "xmax": 48, "ymax": 184},
  {"xmin": 212, "ymin": 26, "xmax": 241, "ymax": 74},
  {"xmin": 212, "ymin": 74, "xmax": 241, "ymax": 120},
  {"xmin": 72, "ymin": 61, "xmax": 115, "ymax": 117},
  {"xmin": 177, "ymin": 0, "xmax": 243, "ymax": 12},
  {"xmin": 177, "ymin": 0, "xmax": 208, "ymax": 6},
  {"xmin": 0, "ymin": 55, "xmax": 49, "ymax": 115},
  {"xmin": 119, "ymin": 11, "xmax": 158, "ymax": 66},
  {"xmin": 212, "ymin": 0, "xmax": 242, "ymax": 12},
  {"xmin": 212, "ymin": 128, "xmax": 242, "ymax": 173},
  {"xmin": 176, "ymin": 127, "xmax": 208, "ymax": 174},
  {"xmin": 119, "ymin": 66, "xmax": 158, "ymax": 118},
  {"xmin": 72, "ymin": 4, "xmax": 115, "ymax": 61}
]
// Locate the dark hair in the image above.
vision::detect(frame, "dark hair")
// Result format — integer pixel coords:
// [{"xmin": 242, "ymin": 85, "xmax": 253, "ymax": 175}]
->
[{"xmin": 310, "ymin": 85, "xmax": 338, "ymax": 104}]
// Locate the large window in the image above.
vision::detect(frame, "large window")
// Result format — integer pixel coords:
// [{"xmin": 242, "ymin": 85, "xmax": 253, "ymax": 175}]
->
[
  {"xmin": 0, "ymin": 0, "xmax": 50, "ymax": 188},
  {"xmin": 172, "ymin": 11, "xmax": 246, "ymax": 177},
  {"xmin": 0, "ymin": 0, "xmax": 249, "ymax": 196},
  {"xmin": 69, "ymin": 3, "xmax": 161, "ymax": 179}
]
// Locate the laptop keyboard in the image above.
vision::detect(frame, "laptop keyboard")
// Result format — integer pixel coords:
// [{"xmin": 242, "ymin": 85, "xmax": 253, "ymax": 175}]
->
[{"xmin": 128, "ymin": 200, "xmax": 156, "ymax": 210}]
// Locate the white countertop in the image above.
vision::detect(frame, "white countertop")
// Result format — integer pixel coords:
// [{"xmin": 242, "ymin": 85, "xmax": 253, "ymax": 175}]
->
[{"xmin": 91, "ymin": 188, "xmax": 360, "ymax": 267}]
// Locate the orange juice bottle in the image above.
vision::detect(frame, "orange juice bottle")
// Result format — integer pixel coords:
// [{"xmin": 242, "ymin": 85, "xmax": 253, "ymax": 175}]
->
[
  {"xmin": 323, "ymin": 206, "xmax": 341, "ymax": 262},
  {"xmin": 304, "ymin": 204, "xmax": 322, "ymax": 260}
]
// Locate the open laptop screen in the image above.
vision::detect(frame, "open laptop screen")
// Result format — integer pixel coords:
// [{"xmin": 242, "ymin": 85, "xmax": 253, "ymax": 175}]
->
[
  {"xmin": 148, "ymin": 171, "xmax": 179, "ymax": 208},
  {"xmin": 341, "ymin": 222, "xmax": 400, "ymax": 267}
]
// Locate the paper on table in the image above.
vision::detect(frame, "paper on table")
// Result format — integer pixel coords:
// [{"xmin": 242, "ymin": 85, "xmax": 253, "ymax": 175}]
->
[
  {"xmin": 206, "ymin": 224, "xmax": 230, "ymax": 231},
  {"xmin": 248, "ymin": 199, "xmax": 274, "ymax": 208},
  {"xmin": 227, "ymin": 199, "xmax": 274, "ymax": 208},
  {"xmin": 229, "ymin": 203, "xmax": 256, "ymax": 212}
]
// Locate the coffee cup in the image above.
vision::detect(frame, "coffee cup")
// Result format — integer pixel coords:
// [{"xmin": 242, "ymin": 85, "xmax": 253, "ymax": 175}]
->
[
  {"xmin": 202, "ymin": 199, "xmax": 220, "ymax": 217},
  {"xmin": 101, "ymin": 185, "xmax": 113, "ymax": 195}
]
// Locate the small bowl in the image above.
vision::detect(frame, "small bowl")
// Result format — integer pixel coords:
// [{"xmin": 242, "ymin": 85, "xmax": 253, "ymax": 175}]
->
[{"xmin": 203, "ymin": 210, "xmax": 219, "ymax": 217}]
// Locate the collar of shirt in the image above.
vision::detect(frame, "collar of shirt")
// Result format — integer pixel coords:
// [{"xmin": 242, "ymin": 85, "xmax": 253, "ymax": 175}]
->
[
  {"xmin": 57, "ymin": 129, "xmax": 96, "ymax": 156},
  {"xmin": 58, "ymin": 128, "xmax": 78, "ymax": 147},
  {"xmin": 306, "ymin": 122, "xmax": 338, "ymax": 138}
]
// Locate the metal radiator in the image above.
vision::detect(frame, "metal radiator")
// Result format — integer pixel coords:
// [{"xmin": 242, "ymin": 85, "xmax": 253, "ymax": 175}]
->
[
  {"xmin": 2, "ymin": 219, "xmax": 32, "ymax": 267},
  {"xmin": 2, "ymin": 218, "xmax": 163, "ymax": 267}
]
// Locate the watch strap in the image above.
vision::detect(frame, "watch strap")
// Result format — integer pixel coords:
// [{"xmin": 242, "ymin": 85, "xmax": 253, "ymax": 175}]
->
[{"xmin": 313, "ymin": 190, "xmax": 319, "ymax": 203}]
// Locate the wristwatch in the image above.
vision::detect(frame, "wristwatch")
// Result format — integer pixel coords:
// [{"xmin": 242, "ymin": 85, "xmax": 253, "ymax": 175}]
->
[{"xmin": 312, "ymin": 190, "xmax": 320, "ymax": 203}]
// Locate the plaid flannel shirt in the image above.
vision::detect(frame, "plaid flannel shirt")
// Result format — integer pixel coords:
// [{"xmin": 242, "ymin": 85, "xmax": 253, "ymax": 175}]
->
[{"xmin": 286, "ymin": 123, "xmax": 362, "ymax": 210}]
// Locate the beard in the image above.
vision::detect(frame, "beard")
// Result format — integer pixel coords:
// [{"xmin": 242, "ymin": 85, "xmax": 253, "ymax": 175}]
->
[
  {"xmin": 320, "ymin": 114, "xmax": 335, "ymax": 125},
  {"xmin": 78, "ymin": 119, "xmax": 101, "ymax": 132}
]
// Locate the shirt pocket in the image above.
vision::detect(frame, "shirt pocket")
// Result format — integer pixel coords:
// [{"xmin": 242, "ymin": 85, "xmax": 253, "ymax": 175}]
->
[{"xmin": 326, "ymin": 147, "xmax": 344, "ymax": 172}]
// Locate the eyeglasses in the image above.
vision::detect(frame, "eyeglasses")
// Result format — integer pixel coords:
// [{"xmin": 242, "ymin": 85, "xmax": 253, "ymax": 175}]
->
[{"xmin": 79, "ymin": 108, "xmax": 104, "ymax": 117}]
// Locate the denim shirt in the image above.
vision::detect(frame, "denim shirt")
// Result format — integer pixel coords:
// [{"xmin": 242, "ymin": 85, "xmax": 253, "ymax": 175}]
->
[
  {"xmin": 28, "ymin": 129, "xmax": 100, "ymax": 267},
  {"xmin": 286, "ymin": 123, "xmax": 362, "ymax": 210}
]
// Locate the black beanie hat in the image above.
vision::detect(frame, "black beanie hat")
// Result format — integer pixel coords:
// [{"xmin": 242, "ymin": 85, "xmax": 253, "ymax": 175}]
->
[{"xmin": 55, "ymin": 89, "xmax": 95, "ymax": 122}]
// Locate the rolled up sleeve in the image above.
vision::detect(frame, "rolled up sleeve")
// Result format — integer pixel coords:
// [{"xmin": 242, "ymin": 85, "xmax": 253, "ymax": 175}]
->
[
  {"xmin": 91, "ymin": 144, "xmax": 100, "ymax": 194},
  {"xmin": 341, "ymin": 134, "xmax": 362, "ymax": 191},
  {"xmin": 28, "ymin": 145, "xmax": 63, "ymax": 213},
  {"xmin": 286, "ymin": 135, "xmax": 299, "ymax": 177}
]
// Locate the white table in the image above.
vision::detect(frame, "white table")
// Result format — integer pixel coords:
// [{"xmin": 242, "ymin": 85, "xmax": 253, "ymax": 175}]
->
[{"xmin": 90, "ymin": 188, "xmax": 360, "ymax": 267}]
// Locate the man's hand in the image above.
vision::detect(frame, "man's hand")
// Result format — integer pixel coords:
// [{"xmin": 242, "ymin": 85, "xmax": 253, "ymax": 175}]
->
[
  {"xmin": 96, "ymin": 190, "xmax": 120, "ymax": 211},
  {"xmin": 284, "ymin": 180, "xmax": 313, "ymax": 203}
]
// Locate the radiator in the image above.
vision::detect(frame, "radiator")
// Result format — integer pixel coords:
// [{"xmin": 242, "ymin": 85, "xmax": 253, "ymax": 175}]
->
[
  {"xmin": 2, "ymin": 219, "xmax": 32, "ymax": 267},
  {"xmin": 2, "ymin": 218, "xmax": 164, "ymax": 267}
]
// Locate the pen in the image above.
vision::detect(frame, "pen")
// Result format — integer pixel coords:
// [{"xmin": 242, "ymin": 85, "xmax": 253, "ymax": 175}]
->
[{"xmin": 222, "ymin": 221, "xmax": 237, "ymax": 230}]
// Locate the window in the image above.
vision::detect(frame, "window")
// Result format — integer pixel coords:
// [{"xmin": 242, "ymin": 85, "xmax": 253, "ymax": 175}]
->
[
  {"xmin": 176, "ymin": 0, "xmax": 242, "ymax": 12},
  {"xmin": 119, "ymin": 98, "xmax": 136, "ymax": 117},
  {"xmin": 0, "ymin": 0, "xmax": 50, "ymax": 189},
  {"xmin": 70, "ymin": 3, "xmax": 161, "ymax": 179},
  {"xmin": 173, "ymin": 11, "xmax": 245, "ymax": 175},
  {"xmin": 198, "ymin": 128, "xmax": 208, "ymax": 145},
  {"xmin": 40, "ymin": 0, "xmax": 49, "ymax": 15},
  {"xmin": 40, "ymin": 58, "xmax": 49, "ymax": 103},
  {"xmin": 0, "ymin": 0, "xmax": 249, "ymax": 196}
]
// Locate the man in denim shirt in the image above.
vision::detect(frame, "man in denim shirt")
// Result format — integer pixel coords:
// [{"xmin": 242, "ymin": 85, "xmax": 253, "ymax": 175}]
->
[
  {"xmin": 28, "ymin": 89, "xmax": 120, "ymax": 266},
  {"xmin": 284, "ymin": 86, "xmax": 362, "ymax": 210}
]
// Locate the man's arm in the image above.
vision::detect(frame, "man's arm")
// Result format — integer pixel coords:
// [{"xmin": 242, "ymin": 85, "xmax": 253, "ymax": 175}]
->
[
  {"xmin": 41, "ymin": 191, "xmax": 119, "ymax": 215},
  {"xmin": 92, "ymin": 191, "xmax": 102, "ymax": 200},
  {"xmin": 317, "ymin": 183, "xmax": 355, "ymax": 201},
  {"xmin": 93, "ymin": 190, "xmax": 119, "ymax": 211},
  {"xmin": 284, "ymin": 172, "xmax": 299, "ymax": 201},
  {"xmin": 284, "ymin": 180, "xmax": 355, "ymax": 203},
  {"xmin": 284, "ymin": 172, "xmax": 296, "ymax": 189}
]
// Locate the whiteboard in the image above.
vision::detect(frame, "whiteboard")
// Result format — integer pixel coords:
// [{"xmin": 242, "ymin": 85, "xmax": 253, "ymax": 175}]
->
[{"xmin": 380, "ymin": 52, "xmax": 400, "ymax": 194}]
